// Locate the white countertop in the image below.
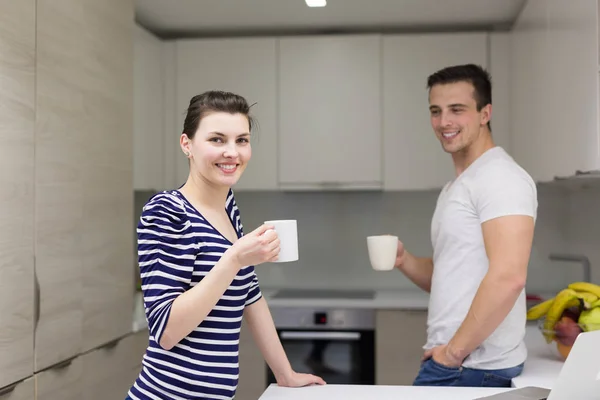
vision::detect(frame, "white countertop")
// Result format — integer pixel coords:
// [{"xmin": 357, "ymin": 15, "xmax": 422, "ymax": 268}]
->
[
  {"xmin": 512, "ymin": 323, "xmax": 564, "ymax": 389},
  {"xmin": 262, "ymin": 288, "xmax": 430, "ymax": 309},
  {"xmin": 257, "ymin": 319, "xmax": 565, "ymax": 399},
  {"xmin": 258, "ymin": 384, "xmax": 512, "ymax": 399}
]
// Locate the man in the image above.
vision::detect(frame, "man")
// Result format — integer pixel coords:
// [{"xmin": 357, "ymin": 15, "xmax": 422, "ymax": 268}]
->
[{"xmin": 395, "ymin": 64, "xmax": 537, "ymax": 387}]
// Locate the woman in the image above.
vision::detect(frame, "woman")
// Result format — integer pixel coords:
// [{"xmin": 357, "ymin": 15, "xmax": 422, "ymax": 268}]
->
[{"xmin": 127, "ymin": 91, "xmax": 325, "ymax": 399}]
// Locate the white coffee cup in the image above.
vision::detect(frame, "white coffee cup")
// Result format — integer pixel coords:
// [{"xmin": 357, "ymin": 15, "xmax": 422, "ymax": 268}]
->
[
  {"xmin": 264, "ymin": 220, "xmax": 299, "ymax": 263},
  {"xmin": 367, "ymin": 235, "xmax": 398, "ymax": 271}
]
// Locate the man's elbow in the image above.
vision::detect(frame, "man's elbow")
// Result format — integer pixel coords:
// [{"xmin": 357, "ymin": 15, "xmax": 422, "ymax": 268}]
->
[{"xmin": 489, "ymin": 267, "xmax": 527, "ymax": 293}]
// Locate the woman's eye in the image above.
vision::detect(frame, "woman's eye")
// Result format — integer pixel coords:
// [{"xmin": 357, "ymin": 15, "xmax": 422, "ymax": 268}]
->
[
  {"xmin": 237, "ymin": 138, "xmax": 249, "ymax": 144},
  {"xmin": 210, "ymin": 137, "xmax": 223, "ymax": 143}
]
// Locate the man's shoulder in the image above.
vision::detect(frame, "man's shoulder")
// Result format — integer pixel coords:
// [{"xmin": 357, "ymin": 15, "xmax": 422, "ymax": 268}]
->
[{"xmin": 470, "ymin": 148, "xmax": 536, "ymax": 189}]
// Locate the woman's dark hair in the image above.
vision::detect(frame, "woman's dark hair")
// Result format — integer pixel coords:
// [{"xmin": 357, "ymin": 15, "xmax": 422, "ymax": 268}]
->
[{"xmin": 182, "ymin": 90, "xmax": 256, "ymax": 139}]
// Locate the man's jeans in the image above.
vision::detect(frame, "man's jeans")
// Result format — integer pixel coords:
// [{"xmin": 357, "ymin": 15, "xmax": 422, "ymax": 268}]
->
[{"xmin": 413, "ymin": 357, "xmax": 524, "ymax": 387}]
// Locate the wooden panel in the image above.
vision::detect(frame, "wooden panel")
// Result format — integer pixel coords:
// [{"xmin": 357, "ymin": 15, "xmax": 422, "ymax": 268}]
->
[
  {"xmin": 79, "ymin": 0, "xmax": 135, "ymax": 353},
  {"xmin": 82, "ymin": 334, "xmax": 140, "ymax": 400},
  {"xmin": 36, "ymin": 357, "xmax": 84, "ymax": 400},
  {"xmin": 0, "ymin": 377, "xmax": 35, "ymax": 400},
  {"xmin": 35, "ymin": 0, "xmax": 86, "ymax": 371},
  {"xmin": 237, "ymin": 318, "xmax": 267, "ymax": 400},
  {"xmin": 376, "ymin": 309, "xmax": 427, "ymax": 385},
  {"xmin": 0, "ymin": 0, "xmax": 35, "ymax": 388}
]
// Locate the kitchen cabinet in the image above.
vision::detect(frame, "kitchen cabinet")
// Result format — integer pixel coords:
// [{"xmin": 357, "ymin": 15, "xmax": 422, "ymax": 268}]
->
[
  {"xmin": 82, "ymin": 331, "xmax": 148, "ymax": 400},
  {"xmin": 134, "ymin": 24, "xmax": 165, "ymax": 191},
  {"xmin": 79, "ymin": 0, "xmax": 135, "ymax": 353},
  {"xmin": 35, "ymin": 0, "xmax": 135, "ymax": 369},
  {"xmin": 511, "ymin": 0, "xmax": 600, "ymax": 182},
  {"xmin": 175, "ymin": 37, "xmax": 279, "ymax": 191},
  {"xmin": 238, "ymin": 318, "xmax": 267, "ymax": 400},
  {"xmin": 382, "ymin": 32, "xmax": 488, "ymax": 190},
  {"xmin": 375, "ymin": 309, "xmax": 427, "ymax": 385},
  {"xmin": 36, "ymin": 356, "xmax": 84, "ymax": 400},
  {"xmin": 278, "ymin": 34, "xmax": 383, "ymax": 190},
  {"xmin": 0, "ymin": 377, "xmax": 35, "ymax": 400},
  {"xmin": 0, "ymin": 0, "xmax": 35, "ymax": 389}
]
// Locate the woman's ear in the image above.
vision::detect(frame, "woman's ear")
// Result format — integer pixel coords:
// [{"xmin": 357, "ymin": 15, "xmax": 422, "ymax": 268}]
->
[{"xmin": 180, "ymin": 133, "xmax": 191, "ymax": 157}]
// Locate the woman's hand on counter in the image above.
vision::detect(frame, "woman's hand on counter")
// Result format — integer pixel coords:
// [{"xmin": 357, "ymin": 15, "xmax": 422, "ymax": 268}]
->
[{"xmin": 277, "ymin": 370, "xmax": 326, "ymax": 388}]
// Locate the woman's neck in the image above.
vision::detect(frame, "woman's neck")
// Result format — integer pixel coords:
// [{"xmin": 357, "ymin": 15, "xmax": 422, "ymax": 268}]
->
[{"xmin": 179, "ymin": 172, "xmax": 229, "ymax": 211}]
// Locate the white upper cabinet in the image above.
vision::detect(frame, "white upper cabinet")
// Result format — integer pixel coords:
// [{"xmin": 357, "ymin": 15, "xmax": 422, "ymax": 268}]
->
[
  {"xmin": 278, "ymin": 34, "xmax": 382, "ymax": 190},
  {"xmin": 175, "ymin": 37, "xmax": 279, "ymax": 191},
  {"xmin": 511, "ymin": 0, "xmax": 600, "ymax": 182},
  {"xmin": 382, "ymin": 33, "xmax": 488, "ymax": 190}
]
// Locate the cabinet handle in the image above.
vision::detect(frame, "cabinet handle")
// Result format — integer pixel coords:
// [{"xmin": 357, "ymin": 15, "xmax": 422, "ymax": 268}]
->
[
  {"xmin": 34, "ymin": 266, "xmax": 40, "ymax": 331},
  {"xmin": 100, "ymin": 338, "xmax": 120, "ymax": 351},
  {"xmin": 52, "ymin": 357, "xmax": 74, "ymax": 371},
  {"xmin": 0, "ymin": 380, "xmax": 21, "ymax": 396}
]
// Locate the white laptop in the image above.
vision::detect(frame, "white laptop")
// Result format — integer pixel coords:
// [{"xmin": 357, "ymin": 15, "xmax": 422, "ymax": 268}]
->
[{"xmin": 475, "ymin": 329, "xmax": 600, "ymax": 400}]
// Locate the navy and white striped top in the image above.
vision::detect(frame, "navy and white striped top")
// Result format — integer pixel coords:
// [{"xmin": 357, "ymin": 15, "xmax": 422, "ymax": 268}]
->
[{"xmin": 128, "ymin": 189, "xmax": 262, "ymax": 400}]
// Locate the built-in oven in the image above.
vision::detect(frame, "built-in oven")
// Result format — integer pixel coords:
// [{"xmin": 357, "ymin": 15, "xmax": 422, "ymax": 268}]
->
[{"xmin": 266, "ymin": 290, "xmax": 375, "ymax": 386}]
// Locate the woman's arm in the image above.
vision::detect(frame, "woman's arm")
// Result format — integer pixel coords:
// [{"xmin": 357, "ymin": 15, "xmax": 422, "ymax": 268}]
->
[{"xmin": 244, "ymin": 298, "xmax": 326, "ymax": 387}]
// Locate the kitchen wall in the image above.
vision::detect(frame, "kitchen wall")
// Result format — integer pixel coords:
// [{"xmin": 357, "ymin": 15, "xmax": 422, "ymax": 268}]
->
[{"xmin": 232, "ymin": 185, "xmax": 597, "ymax": 294}]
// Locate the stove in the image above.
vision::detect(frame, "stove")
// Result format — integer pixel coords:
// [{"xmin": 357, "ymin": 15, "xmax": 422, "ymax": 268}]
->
[{"xmin": 271, "ymin": 289, "xmax": 376, "ymax": 300}]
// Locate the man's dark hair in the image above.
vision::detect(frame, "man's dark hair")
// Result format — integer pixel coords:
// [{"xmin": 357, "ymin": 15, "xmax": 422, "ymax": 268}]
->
[{"xmin": 427, "ymin": 64, "xmax": 492, "ymax": 130}]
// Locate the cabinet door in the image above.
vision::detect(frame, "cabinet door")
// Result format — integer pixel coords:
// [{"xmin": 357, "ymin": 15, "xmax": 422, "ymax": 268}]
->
[
  {"xmin": 376, "ymin": 310, "xmax": 427, "ymax": 385},
  {"xmin": 382, "ymin": 33, "xmax": 487, "ymax": 190},
  {"xmin": 36, "ymin": 357, "xmax": 84, "ymax": 400},
  {"xmin": 82, "ymin": 334, "xmax": 143, "ymax": 400},
  {"xmin": 511, "ymin": 0, "xmax": 600, "ymax": 181},
  {"xmin": 79, "ymin": 0, "xmax": 135, "ymax": 353},
  {"xmin": 0, "ymin": 0, "xmax": 35, "ymax": 388},
  {"xmin": 278, "ymin": 34, "xmax": 382, "ymax": 189},
  {"xmin": 544, "ymin": 0, "xmax": 600, "ymax": 178},
  {"xmin": 35, "ymin": 0, "xmax": 86, "ymax": 371},
  {"xmin": 0, "ymin": 377, "xmax": 35, "ymax": 400},
  {"xmin": 176, "ymin": 38, "xmax": 278, "ymax": 190},
  {"xmin": 134, "ymin": 25, "xmax": 165, "ymax": 191}
]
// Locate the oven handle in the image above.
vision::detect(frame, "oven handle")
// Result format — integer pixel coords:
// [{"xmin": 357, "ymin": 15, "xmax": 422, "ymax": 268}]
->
[{"xmin": 279, "ymin": 331, "xmax": 361, "ymax": 341}]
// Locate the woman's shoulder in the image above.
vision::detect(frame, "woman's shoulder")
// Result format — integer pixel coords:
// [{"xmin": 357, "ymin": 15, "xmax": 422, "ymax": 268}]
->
[{"xmin": 140, "ymin": 190, "xmax": 189, "ymax": 226}]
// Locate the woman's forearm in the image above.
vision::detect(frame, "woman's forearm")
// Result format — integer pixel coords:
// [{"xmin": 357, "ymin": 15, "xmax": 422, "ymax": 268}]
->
[
  {"xmin": 244, "ymin": 298, "xmax": 294, "ymax": 383},
  {"xmin": 159, "ymin": 251, "xmax": 241, "ymax": 350}
]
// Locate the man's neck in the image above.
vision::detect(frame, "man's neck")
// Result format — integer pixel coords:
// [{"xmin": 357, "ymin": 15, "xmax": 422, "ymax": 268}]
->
[{"xmin": 452, "ymin": 129, "xmax": 495, "ymax": 176}]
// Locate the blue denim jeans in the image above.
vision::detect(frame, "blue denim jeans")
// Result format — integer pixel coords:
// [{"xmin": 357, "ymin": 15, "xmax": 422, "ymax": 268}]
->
[{"xmin": 413, "ymin": 357, "xmax": 524, "ymax": 387}]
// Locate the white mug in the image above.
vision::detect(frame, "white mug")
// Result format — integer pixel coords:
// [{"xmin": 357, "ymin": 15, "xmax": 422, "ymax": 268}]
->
[
  {"xmin": 367, "ymin": 235, "xmax": 398, "ymax": 271},
  {"xmin": 264, "ymin": 220, "xmax": 299, "ymax": 263}
]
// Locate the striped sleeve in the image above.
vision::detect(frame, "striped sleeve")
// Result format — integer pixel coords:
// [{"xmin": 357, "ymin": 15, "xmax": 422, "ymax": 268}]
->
[
  {"xmin": 137, "ymin": 193, "xmax": 195, "ymax": 347},
  {"xmin": 245, "ymin": 267, "xmax": 262, "ymax": 306}
]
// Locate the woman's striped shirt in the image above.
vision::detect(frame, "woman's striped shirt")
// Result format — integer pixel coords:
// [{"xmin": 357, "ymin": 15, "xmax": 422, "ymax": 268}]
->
[{"xmin": 127, "ymin": 189, "xmax": 262, "ymax": 400}]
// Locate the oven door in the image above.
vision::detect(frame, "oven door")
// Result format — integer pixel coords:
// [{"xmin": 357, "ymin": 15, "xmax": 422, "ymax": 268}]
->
[{"xmin": 266, "ymin": 329, "xmax": 375, "ymax": 385}]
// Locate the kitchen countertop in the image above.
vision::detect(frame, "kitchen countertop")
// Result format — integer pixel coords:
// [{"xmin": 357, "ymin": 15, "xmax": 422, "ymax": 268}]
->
[
  {"xmin": 262, "ymin": 288, "xmax": 430, "ymax": 309},
  {"xmin": 257, "ymin": 321, "xmax": 565, "ymax": 399},
  {"xmin": 258, "ymin": 385, "xmax": 512, "ymax": 399}
]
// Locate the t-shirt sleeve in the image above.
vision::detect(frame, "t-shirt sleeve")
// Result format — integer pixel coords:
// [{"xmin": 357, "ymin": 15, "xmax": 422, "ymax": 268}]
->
[
  {"xmin": 137, "ymin": 193, "xmax": 195, "ymax": 346},
  {"xmin": 472, "ymin": 161, "xmax": 538, "ymax": 223},
  {"xmin": 245, "ymin": 266, "xmax": 263, "ymax": 307}
]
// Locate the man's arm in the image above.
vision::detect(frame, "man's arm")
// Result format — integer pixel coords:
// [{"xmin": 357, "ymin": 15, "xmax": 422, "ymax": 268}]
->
[
  {"xmin": 395, "ymin": 247, "xmax": 434, "ymax": 293},
  {"xmin": 446, "ymin": 214, "xmax": 534, "ymax": 362},
  {"xmin": 244, "ymin": 298, "xmax": 325, "ymax": 386}
]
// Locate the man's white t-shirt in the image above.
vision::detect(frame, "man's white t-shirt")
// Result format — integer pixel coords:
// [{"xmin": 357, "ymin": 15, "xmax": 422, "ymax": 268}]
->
[{"xmin": 426, "ymin": 146, "xmax": 538, "ymax": 370}]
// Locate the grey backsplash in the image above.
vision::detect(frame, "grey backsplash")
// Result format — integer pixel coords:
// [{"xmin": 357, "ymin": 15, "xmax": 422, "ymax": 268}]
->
[{"xmin": 133, "ymin": 186, "xmax": 600, "ymax": 294}]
